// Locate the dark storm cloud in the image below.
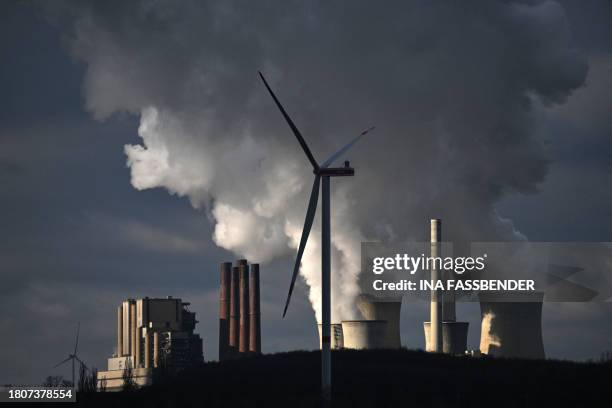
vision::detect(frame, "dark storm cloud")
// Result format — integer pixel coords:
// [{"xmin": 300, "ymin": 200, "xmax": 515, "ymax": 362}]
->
[
  {"xmin": 0, "ymin": 2, "xmax": 242, "ymax": 385},
  {"xmin": 558, "ymin": 0, "xmax": 612, "ymax": 55},
  {"xmin": 498, "ymin": 7, "xmax": 612, "ymax": 242},
  {"xmin": 497, "ymin": 1, "xmax": 612, "ymax": 360},
  {"xmin": 39, "ymin": 0, "xmax": 590, "ymax": 325},
  {"xmin": 1, "ymin": 0, "xmax": 611, "ymax": 386}
]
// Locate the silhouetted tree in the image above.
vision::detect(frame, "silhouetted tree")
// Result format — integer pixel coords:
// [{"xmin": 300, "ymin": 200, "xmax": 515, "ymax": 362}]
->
[
  {"xmin": 153, "ymin": 349, "xmax": 174, "ymax": 386},
  {"xmin": 43, "ymin": 375, "xmax": 64, "ymax": 387},
  {"xmin": 78, "ymin": 365, "xmax": 99, "ymax": 393},
  {"xmin": 122, "ymin": 359, "xmax": 137, "ymax": 391},
  {"xmin": 78, "ymin": 364, "xmax": 86, "ymax": 392}
]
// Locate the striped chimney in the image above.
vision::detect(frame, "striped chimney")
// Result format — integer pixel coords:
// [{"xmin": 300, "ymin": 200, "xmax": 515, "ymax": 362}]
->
[{"xmin": 249, "ymin": 263, "xmax": 261, "ymax": 353}]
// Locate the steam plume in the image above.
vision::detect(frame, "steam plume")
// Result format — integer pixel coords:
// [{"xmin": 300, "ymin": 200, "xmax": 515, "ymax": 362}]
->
[{"xmin": 49, "ymin": 0, "xmax": 587, "ymax": 321}]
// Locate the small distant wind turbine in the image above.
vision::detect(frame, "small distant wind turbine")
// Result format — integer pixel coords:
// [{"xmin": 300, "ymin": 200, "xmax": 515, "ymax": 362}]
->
[
  {"xmin": 53, "ymin": 322, "xmax": 87, "ymax": 387},
  {"xmin": 259, "ymin": 71, "xmax": 373, "ymax": 403}
]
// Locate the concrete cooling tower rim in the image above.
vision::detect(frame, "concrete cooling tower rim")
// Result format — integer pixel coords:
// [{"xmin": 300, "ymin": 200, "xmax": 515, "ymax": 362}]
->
[
  {"xmin": 341, "ymin": 320, "xmax": 387, "ymax": 323},
  {"xmin": 341, "ymin": 320, "xmax": 389, "ymax": 350}
]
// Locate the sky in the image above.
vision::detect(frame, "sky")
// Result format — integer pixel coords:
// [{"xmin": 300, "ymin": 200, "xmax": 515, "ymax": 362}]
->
[{"xmin": 1, "ymin": 0, "xmax": 611, "ymax": 385}]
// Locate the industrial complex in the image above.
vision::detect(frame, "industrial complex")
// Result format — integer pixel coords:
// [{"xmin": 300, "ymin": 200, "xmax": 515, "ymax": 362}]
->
[
  {"xmin": 305, "ymin": 219, "xmax": 544, "ymax": 359},
  {"xmin": 97, "ymin": 297, "xmax": 203, "ymax": 391},
  {"xmin": 95, "ymin": 220, "xmax": 547, "ymax": 392}
]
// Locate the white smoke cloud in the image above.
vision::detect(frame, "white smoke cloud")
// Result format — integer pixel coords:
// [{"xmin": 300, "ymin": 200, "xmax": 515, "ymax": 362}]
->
[
  {"xmin": 126, "ymin": 108, "xmax": 208, "ymax": 194},
  {"xmin": 49, "ymin": 0, "xmax": 587, "ymax": 322}
]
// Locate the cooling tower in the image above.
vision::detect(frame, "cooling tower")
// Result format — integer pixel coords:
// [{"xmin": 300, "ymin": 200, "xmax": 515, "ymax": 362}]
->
[
  {"xmin": 317, "ymin": 323, "xmax": 344, "ymax": 350},
  {"xmin": 249, "ymin": 263, "xmax": 261, "ymax": 354},
  {"xmin": 356, "ymin": 294, "xmax": 401, "ymax": 348},
  {"xmin": 423, "ymin": 321, "xmax": 469, "ymax": 354},
  {"xmin": 479, "ymin": 291, "xmax": 545, "ymax": 359},
  {"xmin": 341, "ymin": 320, "xmax": 388, "ymax": 349}
]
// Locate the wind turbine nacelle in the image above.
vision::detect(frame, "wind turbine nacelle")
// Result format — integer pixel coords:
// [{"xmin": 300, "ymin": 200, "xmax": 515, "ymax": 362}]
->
[{"xmin": 317, "ymin": 166, "xmax": 355, "ymax": 177}]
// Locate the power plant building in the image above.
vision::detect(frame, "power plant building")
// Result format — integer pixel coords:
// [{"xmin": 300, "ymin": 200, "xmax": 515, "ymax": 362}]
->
[{"xmin": 98, "ymin": 297, "xmax": 203, "ymax": 391}]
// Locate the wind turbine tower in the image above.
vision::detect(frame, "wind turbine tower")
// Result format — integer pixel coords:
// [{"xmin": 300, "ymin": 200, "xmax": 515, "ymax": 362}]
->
[
  {"xmin": 259, "ymin": 72, "xmax": 373, "ymax": 404},
  {"xmin": 53, "ymin": 322, "xmax": 87, "ymax": 387}
]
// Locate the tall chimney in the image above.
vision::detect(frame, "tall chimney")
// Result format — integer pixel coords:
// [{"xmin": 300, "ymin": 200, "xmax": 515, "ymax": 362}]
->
[
  {"xmin": 219, "ymin": 262, "xmax": 232, "ymax": 361},
  {"xmin": 239, "ymin": 263, "xmax": 250, "ymax": 354},
  {"xmin": 249, "ymin": 263, "xmax": 261, "ymax": 354},
  {"xmin": 425, "ymin": 234, "xmax": 470, "ymax": 354},
  {"xmin": 429, "ymin": 219, "xmax": 443, "ymax": 352},
  {"xmin": 229, "ymin": 266, "xmax": 240, "ymax": 356},
  {"xmin": 117, "ymin": 306, "xmax": 123, "ymax": 356}
]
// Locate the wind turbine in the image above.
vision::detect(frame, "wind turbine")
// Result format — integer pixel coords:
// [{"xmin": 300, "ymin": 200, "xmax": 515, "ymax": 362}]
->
[
  {"xmin": 53, "ymin": 322, "xmax": 87, "ymax": 387},
  {"xmin": 259, "ymin": 72, "xmax": 373, "ymax": 404}
]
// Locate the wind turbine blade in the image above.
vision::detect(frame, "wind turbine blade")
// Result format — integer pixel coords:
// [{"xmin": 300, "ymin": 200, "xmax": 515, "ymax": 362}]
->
[
  {"xmin": 73, "ymin": 322, "xmax": 80, "ymax": 355},
  {"xmin": 283, "ymin": 175, "xmax": 321, "ymax": 317},
  {"xmin": 74, "ymin": 356, "xmax": 88, "ymax": 371},
  {"xmin": 321, "ymin": 126, "xmax": 375, "ymax": 168},
  {"xmin": 53, "ymin": 356, "xmax": 72, "ymax": 368},
  {"xmin": 259, "ymin": 71, "xmax": 319, "ymax": 171}
]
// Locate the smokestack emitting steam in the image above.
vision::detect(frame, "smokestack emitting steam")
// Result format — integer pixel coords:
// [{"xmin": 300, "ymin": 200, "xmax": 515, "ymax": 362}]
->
[
  {"xmin": 423, "ymin": 219, "xmax": 470, "ymax": 354},
  {"xmin": 220, "ymin": 259, "xmax": 261, "ymax": 358},
  {"xmin": 249, "ymin": 263, "xmax": 261, "ymax": 354},
  {"xmin": 218, "ymin": 262, "xmax": 232, "ymax": 361},
  {"xmin": 58, "ymin": 1, "xmax": 588, "ymax": 326},
  {"xmin": 239, "ymin": 262, "xmax": 250, "ymax": 353},
  {"xmin": 229, "ymin": 266, "xmax": 240, "ymax": 356}
]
